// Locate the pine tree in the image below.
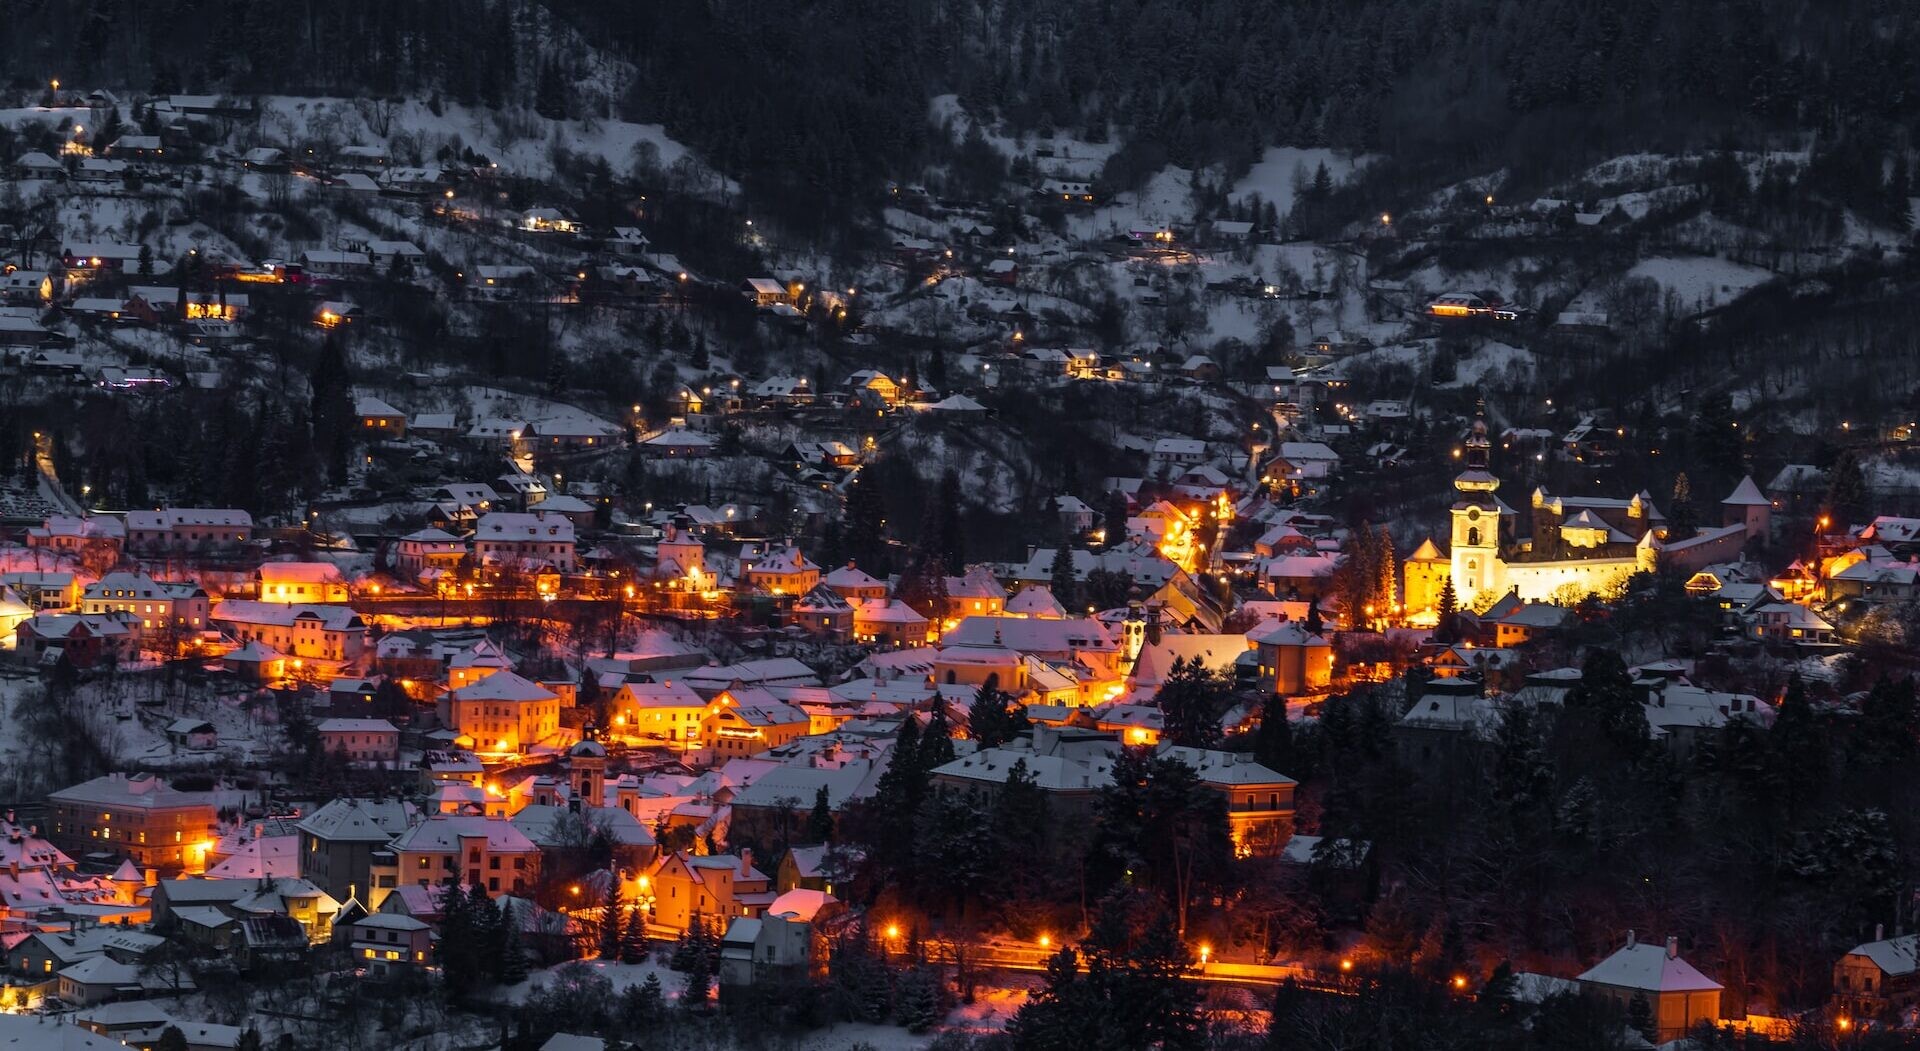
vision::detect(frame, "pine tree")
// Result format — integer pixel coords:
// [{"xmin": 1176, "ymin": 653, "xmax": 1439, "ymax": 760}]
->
[
  {"xmin": 681, "ymin": 933, "xmax": 714, "ymax": 1009},
  {"xmin": 1627, "ymin": 991, "xmax": 1655, "ymax": 1042},
  {"xmin": 920, "ymin": 703, "xmax": 957, "ymax": 770},
  {"xmin": 498, "ymin": 923, "xmax": 529, "ymax": 986},
  {"xmin": 624, "ymin": 971, "xmax": 666, "ymax": 1025},
  {"xmin": 235, "ymin": 1031, "xmax": 264, "ymax": 1051},
  {"xmin": 1668, "ymin": 472, "xmax": 1697, "ymax": 537},
  {"xmin": 869, "ymin": 715, "xmax": 926, "ymax": 872},
  {"xmin": 620, "ymin": 901, "xmax": 649, "ymax": 964},
  {"xmin": 669, "ymin": 920, "xmax": 699, "ymax": 970},
  {"xmin": 468, "ymin": 882, "xmax": 502, "ymax": 981},
  {"xmin": 308, "ymin": 336, "xmax": 355, "ymax": 488},
  {"xmin": 437, "ymin": 878, "xmax": 479, "ymax": 998},
  {"xmin": 1826, "ymin": 449, "xmax": 1869, "ymax": 529},
  {"xmin": 601, "ymin": 878, "xmax": 625, "ymax": 958},
  {"xmin": 898, "ymin": 966, "xmax": 943, "ymax": 1032},
  {"xmin": 1102, "ymin": 490, "xmax": 1130, "ymax": 546},
  {"xmin": 1156, "ymin": 657, "xmax": 1229, "ymax": 748},
  {"xmin": 936, "ymin": 469, "xmax": 966, "ymax": 574},
  {"xmin": 156, "ymin": 1027, "xmax": 189, "ymax": 1051},
  {"xmin": 968, "ymin": 678, "xmax": 1019, "ymax": 748},
  {"xmin": 1433, "ymin": 577, "xmax": 1459, "ymax": 644},
  {"xmin": 1251, "ymin": 693, "xmax": 1293, "ymax": 773},
  {"xmin": 1049, "ymin": 525, "xmax": 1078, "ymax": 608},
  {"xmin": 807, "ymin": 784, "xmax": 836, "ymax": 843}
]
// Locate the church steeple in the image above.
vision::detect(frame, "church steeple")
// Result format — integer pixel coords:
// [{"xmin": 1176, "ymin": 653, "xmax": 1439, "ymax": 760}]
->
[
  {"xmin": 1449, "ymin": 401, "xmax": 1502, "ymax": 607},
  {"xmin": 1453, "ymin": 400, "xmax": 1499, "ymax": 498}
]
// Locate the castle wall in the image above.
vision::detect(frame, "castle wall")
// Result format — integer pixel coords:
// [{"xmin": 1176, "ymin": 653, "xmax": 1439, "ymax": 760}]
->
[{"xmin": 1496, "ymin": 556, "xmax": 1641, "ymax": 604}]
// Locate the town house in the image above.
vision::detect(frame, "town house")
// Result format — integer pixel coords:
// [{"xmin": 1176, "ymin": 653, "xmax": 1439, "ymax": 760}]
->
[
  {"xmin": 80, "ymin": 573, "xmax": 210, "ymax": 640},
  {"xmin": 47, "ymin": 773, "xmax": 219, "ymax": 872},
  {"xmin": 212, "ymin": 602, "xmax": 368, "ymax": 665},
  {"xmin": 473, "ymin": 511, "xmax": 576, "ymax": 572},
  {"xmin": 388, "ymin": 814, "xmax": 539, "ymax": 895}
]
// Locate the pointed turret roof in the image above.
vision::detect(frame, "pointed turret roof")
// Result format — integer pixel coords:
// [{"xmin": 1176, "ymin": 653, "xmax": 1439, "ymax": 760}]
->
[
  {"xmin": 1723, "ymin": 475, "xmax": 1769, "ymax": 507},
  {"xmin": 1407, "ymin": 538, "xmax": 1447, "ymax": 562}
]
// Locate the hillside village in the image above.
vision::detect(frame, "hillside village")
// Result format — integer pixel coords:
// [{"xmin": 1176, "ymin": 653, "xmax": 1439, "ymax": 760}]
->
[{"xmin": 0, "ymin": 67, "xmax": 1919, "ymax": 1051}]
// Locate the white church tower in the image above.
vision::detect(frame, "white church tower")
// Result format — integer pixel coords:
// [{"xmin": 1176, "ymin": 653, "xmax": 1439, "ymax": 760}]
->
[{"xmin": 1449, "ymin": 404, "xmax": 1503, "ymax": 607}]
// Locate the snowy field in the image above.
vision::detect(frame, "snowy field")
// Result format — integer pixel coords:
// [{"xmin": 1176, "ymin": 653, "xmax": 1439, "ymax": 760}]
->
[
  {"xmin": 1227, "ymin": 146, "xmax": 1371, "ymax": 214},
  {"xmin": 1626, "ymin": 256, "xmax": 1776, "ymax": 311}
]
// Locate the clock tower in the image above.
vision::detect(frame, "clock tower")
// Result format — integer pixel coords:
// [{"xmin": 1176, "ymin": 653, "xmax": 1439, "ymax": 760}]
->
[{"xmin": 1450, "ymin": 404, "xmax": 1502, "ymax": 607}]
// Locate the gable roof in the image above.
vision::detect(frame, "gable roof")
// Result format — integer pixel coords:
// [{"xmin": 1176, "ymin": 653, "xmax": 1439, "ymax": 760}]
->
[{"xmin": 1576, "ymin": 941, "xmax": 1722, "ymax": 993}]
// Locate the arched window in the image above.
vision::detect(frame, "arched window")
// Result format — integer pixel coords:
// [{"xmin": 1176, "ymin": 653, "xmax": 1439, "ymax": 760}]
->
[{"xmin": 1467, "ymin": 527, "xmax": 1480, "ymax": 547}]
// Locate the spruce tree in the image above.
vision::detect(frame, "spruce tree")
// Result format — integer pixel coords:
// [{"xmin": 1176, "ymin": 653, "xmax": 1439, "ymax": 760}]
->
[
  {"xmin": 807, "ymin": 784, "xmax": 836, "ymax": 843},
  {"xmin": 1251, "ymin": 693, "xmax": 1293, "ymax": 773},
  {"xmin": 601, "ymin": 878, "xmax": 625, "ymax": 958},
  {"xmin": 898, "ymin": 966, "xmax": 943, "ymax": 1032},
  {"xmin": 615, "ymin": 901, "xmax": 644, "ymax": 964},
  {"xmin": 1627, "ymin": 991, "xmax": 1655, "ymax": 1042},
  {"xmin": 920, "ymin": 703, "xmax": 956, "ymax": 770},
  {"xmin": 681, "ymin": 933, "xmax": 714, "ymax": 1009},
  {"xmin": 1155, "ymin": 657, "xmax": 1229, "ymax": 748},
  {"xmin": 1668, "ymin": 472, "xmax": 1697, "ymax": 537},
  {"xmin": 498, "ymin": 927, "xmax": 529, "ymax": 986},
  {"xmin": 626, "ymin": 971, "xmax": 666, "ymax": 1025},
  {"xmin": 968, "ymin": 679, "xmax": 1015, "ymax": 748},
  {"xmin": 1049, "ymin": 528, "xmax": 1078, "ymax": 608},
  {"xmin": 1826, "ymin": 449, "xmax": 1869, "ymax": 529}
]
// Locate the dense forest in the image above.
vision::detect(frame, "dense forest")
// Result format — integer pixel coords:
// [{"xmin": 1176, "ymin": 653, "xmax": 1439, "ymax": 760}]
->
[{"xmin": 5, "ymin": 0, "xmax": 1918, "ymax": 225}]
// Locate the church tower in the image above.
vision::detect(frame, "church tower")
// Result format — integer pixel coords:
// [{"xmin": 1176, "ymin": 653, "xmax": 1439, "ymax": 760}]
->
[
  {"xmin": 567, "ymin": 739, "xmax": 608, "ymax": 808},
  {"xmin": 1449, "ymin": 403, "xmax": 1502, "ymax": 607}
]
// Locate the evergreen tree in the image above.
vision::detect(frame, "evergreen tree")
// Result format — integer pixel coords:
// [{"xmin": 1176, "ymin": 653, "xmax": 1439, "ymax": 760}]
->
[
  {"xmin": 623, "ymin": 971, "xmax": 667, "ymax": 1026},
  {"xmin": 437, "ymin": 879, "xmax": 480, "ymax": 999},
  {"xmin": 601, "ymin": 878, "xmax": 625, "ymax": 958},
  {"xmin": 308, "ymin": 336, "xmax": 355, "ymax": 488},
  {"xmin": 1049, "ymin": 529, "xmax": 1078, "ymax": 608},
  {"xmin": 1251, "ymin": 693, "xmax": 1293, "ymax": 773},
  {"xmin": 619, "ymin": 901, "xmax": 649, "ymax": 964},
  {"xmin": 1155, "ymin": 657, "xmax": 1230, "ymax": 748},
  {"xmin": 1433, "ymin": 577, "xmax": 1459, "ymax": 644},
  {"xmin": 897, "ymin": 966, "xmax": 943, "ymax": 1032},
  {"xmin": 1859, "ymin": 676, "xmax": 1919, "ymax": 763},
  {"xmin": 866, "ymin": 714, "xmax": 926, "ymax": 872},
  {"xmin": 156, "ymin": 1027, "xmax": 189, "ymax": 1051},
  {"xmin": 968, "ymin": 678, "xmax": 1023, "ymax": 748},
  {"xmin": 920, "ymin": 702, "xmax": 956, "ymax": 770},
  {"xmin": 1667, "ymin": 472, "xmax": 1697, "ymax": 537},
  {"xmin": 1692, "ymin": 392, "xmax": 1743, "ymax": 484},
  {"xmin": 807, "ymin": 783, "xmax": 836, "ymax": 843},
  {"xmin": 235, "ymin": 1031, "xmax": 264, "ymax": 1051},
  {"xmin": 1564, "ymin": 649, "xmax": 1650, "ymax": 756},
  {"xmin": 1826, "ymin": 449, "xmax": 1869, "ymax": 529},
  {"xmin": 936, "ymin": 469, "xmax": 965, "ymax": 574},
  {"xmin": 993, "ymin": 756, "xmax": 1050, "ymax": 902},
  {"xmin": 498, "ymin": 923, "xmax": 529, "ymax": 986},
  {"xmin": 1102, "ymin": 490, "xmax": 1130, "ymax": 546},
  {"xmin": 681, "ymin": 934, "xmax": 714, "ymax": 1009},
  {"xmin": 1627, "ymin": 991, "xmax": 1655, "ymax": 1042},
  {"xmin": 843, "ymin": 473, "xmax": 889, "ymax": 569}
]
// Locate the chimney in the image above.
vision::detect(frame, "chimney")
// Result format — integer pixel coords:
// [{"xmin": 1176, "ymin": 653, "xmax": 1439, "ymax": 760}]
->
[
  {"xmin": 1665, "ymin": 935, "xmax": 1678, "ymax": 960},
  {"xmin": 1625, "ymin": 929, "xmax": 1636, "ymax": 948},
  {"xmin": 1877, "ymin": 923, "xmax": 1886, "ymax": 942},
  {"xmin": 739, "ymin": 848, "xmax": 752, "ymax": 877}
]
